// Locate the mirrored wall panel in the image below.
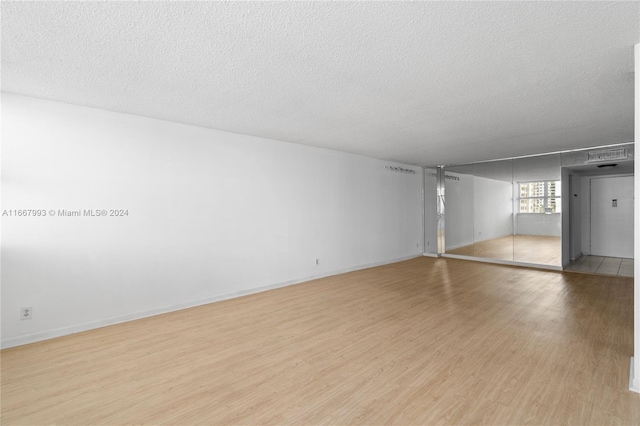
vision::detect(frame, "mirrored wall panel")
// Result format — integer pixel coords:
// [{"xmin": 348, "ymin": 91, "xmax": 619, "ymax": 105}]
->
[
  {"xmin": 434, "ymin": 145, "xmax": 635, "ymax": 269},
  {"xmin": 442, "ymin": 154, "xmax": 562, "ymax": 267},
  {"xmin": 444, "ymin": 164, "xmax": 475, "ymax": 257},
  {"xmin": 471, "ymin": 160, "xmax": 514, "ymax": 261},
  {"xmin": 512, "ymin": 154, "xmax": 561, "ymax": 266}
]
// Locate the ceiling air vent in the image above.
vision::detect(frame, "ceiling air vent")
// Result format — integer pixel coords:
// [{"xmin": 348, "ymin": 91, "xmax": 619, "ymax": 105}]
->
[{"xmin": 586, "ymin": 148, "xmax": 627, "ymax": 163}]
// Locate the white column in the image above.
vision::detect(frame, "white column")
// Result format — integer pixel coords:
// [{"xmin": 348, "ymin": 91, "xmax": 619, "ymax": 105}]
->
[
  {"xmin": 632, "ymin": 43, "xmax": 640, "ymax": 393},
  {"xmin": 436, "ymin": 166, "xmax": 446, "ymax": 255}
]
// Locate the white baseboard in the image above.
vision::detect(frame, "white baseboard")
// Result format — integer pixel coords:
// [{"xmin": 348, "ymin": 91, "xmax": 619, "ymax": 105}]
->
[
  {"xmin": 630, "ymin": 357, "xmax": 640, "ymax": 393},
  {"xmin": 1, "ymin": 254, "xmax": 421, "ymax": 349},
  {"xmin": 422, "ymin": 252, "xmax": 440, "ymax": 258}
]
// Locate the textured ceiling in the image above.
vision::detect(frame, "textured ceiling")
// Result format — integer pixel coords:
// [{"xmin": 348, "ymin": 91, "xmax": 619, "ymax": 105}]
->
[{"xmin": 2, "ymin": 1, "xmax": 638, "ymax": 166}]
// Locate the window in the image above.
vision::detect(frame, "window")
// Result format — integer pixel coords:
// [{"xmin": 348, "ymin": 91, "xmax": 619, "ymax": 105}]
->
[{"xmin": 518, "ymin": 181, "xmax": 561, "ymax": 213}]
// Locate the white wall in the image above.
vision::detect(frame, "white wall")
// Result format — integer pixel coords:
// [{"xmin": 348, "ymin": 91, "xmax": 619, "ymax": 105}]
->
[
  {"xmin": 568, "ymin": 174, "xmax": 582, "ymax": 260},
  {"xmin": 473, "ymin": 176, "xmax": 513, "ymax": 242},
  {"xmin": 444, "ymin": 172, "xmax": 474, "ymax": 250},
  {"xmin": 581, "ymin": 175, "xmax": 592, "ymax": 255},
  {"xmin": 516, "ymin": 214, "xmax": 561, "ymax": 237},
  {"xmin": 444, "ymin": 171, "xmax": 512, "ymax": 250},
  {"xmin": 1, "ymin": 94, "xmax": 423, "ymax": 348}
]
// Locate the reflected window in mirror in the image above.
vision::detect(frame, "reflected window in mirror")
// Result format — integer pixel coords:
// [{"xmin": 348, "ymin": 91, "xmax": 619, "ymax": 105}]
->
[{"xmin": 518, "ymin": 181, "xmax": 561, "ymax": 214}]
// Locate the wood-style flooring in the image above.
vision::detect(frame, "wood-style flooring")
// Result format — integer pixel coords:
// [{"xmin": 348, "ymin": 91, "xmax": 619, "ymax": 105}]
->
[
  {"xmin": 447, "ymin": 235, "xmax": 562, "ymax": 266},
  {"xmin": 1, "ymin": 257, "xmax": 638, "ymax": 425}
]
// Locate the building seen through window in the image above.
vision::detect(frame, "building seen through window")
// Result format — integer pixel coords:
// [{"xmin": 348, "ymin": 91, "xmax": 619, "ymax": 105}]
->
[{"xmin": 519, "ymin": 181, "xmax": 561, "ymax": 213}]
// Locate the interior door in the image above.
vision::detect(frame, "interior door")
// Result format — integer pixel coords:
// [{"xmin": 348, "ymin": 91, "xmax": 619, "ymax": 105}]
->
[{"xmin": 590, "ymin": 176, "xmax": 634, "ymax": 258}]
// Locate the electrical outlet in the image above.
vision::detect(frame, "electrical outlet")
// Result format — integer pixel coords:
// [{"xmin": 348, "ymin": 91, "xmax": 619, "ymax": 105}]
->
[{"xmin": 20, "ymin": 307, "xmax": 33, "ymax": 320}]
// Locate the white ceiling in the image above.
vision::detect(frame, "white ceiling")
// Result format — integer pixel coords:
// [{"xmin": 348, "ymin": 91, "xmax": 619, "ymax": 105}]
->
[{"xmin": 2, "ymin": 1, "xmax": 638, "ymax": 166}]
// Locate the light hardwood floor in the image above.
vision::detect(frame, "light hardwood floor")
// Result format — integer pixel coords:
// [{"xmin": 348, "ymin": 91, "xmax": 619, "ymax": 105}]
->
[
  {"xmin": 1, "ymin": 257, "xmax": 638, "ymax": 425},
  {"xmin": 447, "ymin": 235, "xmax": 562, "ymax": 266}
]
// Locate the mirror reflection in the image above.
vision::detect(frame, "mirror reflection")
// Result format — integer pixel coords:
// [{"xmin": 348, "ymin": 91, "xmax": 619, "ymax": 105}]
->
[
  {"xmin": 424, "ymin": 168, "xmax": 438, "ymax": 254},
  {"xmin": 443, "ymin": 154, "xmax": 562, "ymax": 267},
  {"xmin": 444, "ymin": 164, "xmax": 475, "ymax": 257},
  {"xmin": 512, "ymin": 154, "xmax": 561, "ymax": 266},
  {"xmin": 471, "ymin": 160, "xmax": 514, "ymax": 261},
  {"xmin": 445, "ymin": 162, "xmax": 515, "ymax": 261}
]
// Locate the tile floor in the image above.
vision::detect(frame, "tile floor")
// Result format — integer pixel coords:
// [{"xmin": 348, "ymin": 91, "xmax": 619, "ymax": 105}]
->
[{"xmin": 566, "ymin": 255, "xmax": 634, "ymax": 277}]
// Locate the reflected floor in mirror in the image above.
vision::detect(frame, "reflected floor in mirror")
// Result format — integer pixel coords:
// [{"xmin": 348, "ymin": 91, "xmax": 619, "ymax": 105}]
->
[
  {"xmin": 566, "ymin": 255, "xmax": 634, "ymax": 277},
  {"xmin": 447, "ymin": 235, "xmax": 561, "ymax": 266}
]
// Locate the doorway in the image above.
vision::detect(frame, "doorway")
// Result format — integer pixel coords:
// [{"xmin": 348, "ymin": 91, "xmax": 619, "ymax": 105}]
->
[
  {"xmin": 590, "ymin": 175, "xmax": 634, "ymax": 258},
  {"xmin": 563, "ymin": 160, "xmax": 634, "ymax": 276}
]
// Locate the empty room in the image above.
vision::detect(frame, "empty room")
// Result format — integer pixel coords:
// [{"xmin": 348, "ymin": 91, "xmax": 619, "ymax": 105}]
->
[{"xmin": 1, "ymin": 1, "xmax": 639, "ymax": 425}]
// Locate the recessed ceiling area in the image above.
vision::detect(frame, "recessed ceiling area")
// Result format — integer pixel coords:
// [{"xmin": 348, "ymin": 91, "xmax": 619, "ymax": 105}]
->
[
  {"xmin": 1, "ymin": 1, "xmax": 638, "ymax": 166},
  {"xmin": 565, "ymin": 161, "xmax": 635, "ymax": 177}
]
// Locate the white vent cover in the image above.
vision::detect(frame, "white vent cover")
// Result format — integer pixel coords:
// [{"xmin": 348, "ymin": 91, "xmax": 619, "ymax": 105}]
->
[{"xmin": 586, "ymin": 148, "xmax": 628, "ymax": 163}]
